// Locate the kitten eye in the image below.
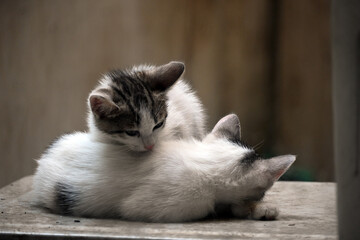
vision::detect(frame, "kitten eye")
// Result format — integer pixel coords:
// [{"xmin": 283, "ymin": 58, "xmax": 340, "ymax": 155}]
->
[
  {"xmin": 125, "ymin": 130, "xmax": 140, "ymax": 137},
  {"xmin": 153, "ymin": 121, "xmax": 164, "ymax": 131}
]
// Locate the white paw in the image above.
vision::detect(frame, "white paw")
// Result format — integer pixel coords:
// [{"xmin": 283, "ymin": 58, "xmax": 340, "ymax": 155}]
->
[{"xmin": 252, "ymin": 205, "xmax": 279, "ymax": 220}]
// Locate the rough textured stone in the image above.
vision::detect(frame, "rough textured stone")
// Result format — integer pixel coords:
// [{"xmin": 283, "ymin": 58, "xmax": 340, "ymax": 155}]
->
[{"xmin": 0, "ymin": 176, "xmax": 337, "ymax": 239}]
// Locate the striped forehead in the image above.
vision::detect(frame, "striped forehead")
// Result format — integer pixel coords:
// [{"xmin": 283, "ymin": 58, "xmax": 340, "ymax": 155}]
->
[
  {"xmin": 112, "ymin": 73, "xmax": 153, "ymax": 104},
  {"xmin": 139, "ymin": 107, "xmax": 156, "ymax": 132},
  {"xmin": 106, "ymin": 71, "xmax": 159, "ymax": 124}
]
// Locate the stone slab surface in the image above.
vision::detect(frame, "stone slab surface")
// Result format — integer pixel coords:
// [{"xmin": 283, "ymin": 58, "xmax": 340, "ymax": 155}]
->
[{"xmin": 0, "ymin": 176, "xmax": 337, "ymax": 240}]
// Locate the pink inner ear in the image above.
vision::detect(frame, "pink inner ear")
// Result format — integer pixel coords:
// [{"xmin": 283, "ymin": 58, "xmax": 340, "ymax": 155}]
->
[
  {"xmin": 268, "ymin": 155, "xmax": 296, "ymax": 181},
  {"xmin": 274, "ymin": 169, "xmax": 286, "ymax": 180},
  {"xmin": 90, "ymin": 96, "xmax": 103, "ymax": 110},
  {"xmin": 90, "ymin": 95, "xmax": 113, "ymax": 117},
  {"xmin": 90, "ymin": 96, "xmax": 106, "ymax": 113}
]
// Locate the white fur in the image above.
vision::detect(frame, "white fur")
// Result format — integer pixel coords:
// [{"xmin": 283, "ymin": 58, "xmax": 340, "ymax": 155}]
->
[
  {"xmin": 162, "ymin": 80, "xmax": 206, "ymax": 139},
  {"xmin": 33, "ymin": 115, "xmax": 295, "ymax": 222}
]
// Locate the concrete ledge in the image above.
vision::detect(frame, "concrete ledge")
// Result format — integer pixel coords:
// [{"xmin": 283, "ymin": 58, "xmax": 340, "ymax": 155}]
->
[{"xmin": 0, "ymin": 176, "xmax": 337, "ymax": 239}]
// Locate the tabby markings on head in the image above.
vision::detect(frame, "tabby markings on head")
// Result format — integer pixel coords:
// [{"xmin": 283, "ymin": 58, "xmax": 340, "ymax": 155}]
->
[
  {"xmin": 109, "ymin": 69, "xmax": 162, "ymax": 125},
  {"xmin": 89, "ymin": 61, "xmax": 185, "ymax": 151}
]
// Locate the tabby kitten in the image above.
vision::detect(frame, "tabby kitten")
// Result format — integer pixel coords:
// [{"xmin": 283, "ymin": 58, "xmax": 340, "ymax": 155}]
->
[
  {"xmin": 88, "ymin": 61, "xmax": 205, "ymax": 152},
  {"xmin": 33, "ymin": 114, "xmax": 295, "ymax": 222}
]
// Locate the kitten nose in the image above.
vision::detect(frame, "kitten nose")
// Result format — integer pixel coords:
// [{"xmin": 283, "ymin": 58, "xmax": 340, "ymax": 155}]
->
[{"xmin": 145, "ymin": 144, "xmax": 154, "ymax": 150}]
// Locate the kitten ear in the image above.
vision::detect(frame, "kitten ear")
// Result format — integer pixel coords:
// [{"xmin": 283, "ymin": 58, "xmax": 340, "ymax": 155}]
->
[
  {"xmin": 212, "ymin": 114, "xmax": 241, "ymax": 141},
  {"xmin": 89, "ymin": 94, "xmax": 119, "ymax": 119},
  {"xmin": 145, "ymin": 61, "xmax": 185, "ymax": 91},
  {"xmin": 265, "ymin": 155, "xmax": 296, "ymax": 181}
]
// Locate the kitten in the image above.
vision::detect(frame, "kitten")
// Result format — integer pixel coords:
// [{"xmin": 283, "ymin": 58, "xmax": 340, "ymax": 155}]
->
[
  {"xmin": 33, "ymin": 114, "xmax": 295, "ymax": 222},
  {"xmin": 88, "ymin": 61, "xmax": 205, "ymax": 152}
]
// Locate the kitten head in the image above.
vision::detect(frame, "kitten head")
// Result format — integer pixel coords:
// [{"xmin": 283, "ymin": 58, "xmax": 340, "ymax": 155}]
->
[
  {"xmin": 88, "ymin": 61, "xmax": 185, "ymax": 152},
  {"xmin": 206, "ymin": 114, "xmax": 296, "ymax": 202}
]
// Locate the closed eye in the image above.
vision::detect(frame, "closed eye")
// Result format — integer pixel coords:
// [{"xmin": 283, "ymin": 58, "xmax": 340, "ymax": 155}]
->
[
  {"xmin": 125, "ymin": 130, "xmax": 140, "ymax": 137},
  {"xmin": 153, "ymin": 121, "xmax": 164, "ymax": 131}
]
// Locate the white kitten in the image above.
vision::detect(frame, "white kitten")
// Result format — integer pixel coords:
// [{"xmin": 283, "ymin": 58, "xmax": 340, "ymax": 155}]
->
[{"xmin": 33, "ymin": 114, "xmax": 295, "ymax": 222}]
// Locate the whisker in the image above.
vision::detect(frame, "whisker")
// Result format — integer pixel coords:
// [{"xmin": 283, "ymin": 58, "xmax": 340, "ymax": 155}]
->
[{"xmin": 253, "ymin": 140, "xmax": 265, "ymax": 150}]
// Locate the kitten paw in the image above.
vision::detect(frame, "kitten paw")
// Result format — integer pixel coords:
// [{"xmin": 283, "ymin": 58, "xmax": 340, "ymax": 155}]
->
[{"xmin": 251, "ymin": 205, "xmax": 279, "ymax": 220}]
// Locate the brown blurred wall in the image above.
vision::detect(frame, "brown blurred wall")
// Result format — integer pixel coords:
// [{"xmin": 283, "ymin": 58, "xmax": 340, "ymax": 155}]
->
[
  {"xmin": 0, "ymin": 0, "xmax": 332, "ymax": 188},
  {"xmin": 275, "ymin": 1, "xmax": 333, "ymax": 181}
]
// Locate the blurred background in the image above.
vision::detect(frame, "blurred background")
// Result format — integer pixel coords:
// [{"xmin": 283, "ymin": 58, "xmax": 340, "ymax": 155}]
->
[{"xmin": 0, "ymin": 0, "xmax": 332, "ymax": 188}]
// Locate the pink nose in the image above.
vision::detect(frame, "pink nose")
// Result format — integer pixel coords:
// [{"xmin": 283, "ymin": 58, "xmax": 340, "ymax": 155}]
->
[{"xmin": 145, "ymin": 145, "xmax": 154, "ymax": 150}]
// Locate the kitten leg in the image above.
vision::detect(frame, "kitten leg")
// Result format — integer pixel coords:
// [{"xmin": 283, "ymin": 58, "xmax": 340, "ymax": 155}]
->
[{"xmin": 250, "ymin": 202, "xmax": 279, "ymax": 220}]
